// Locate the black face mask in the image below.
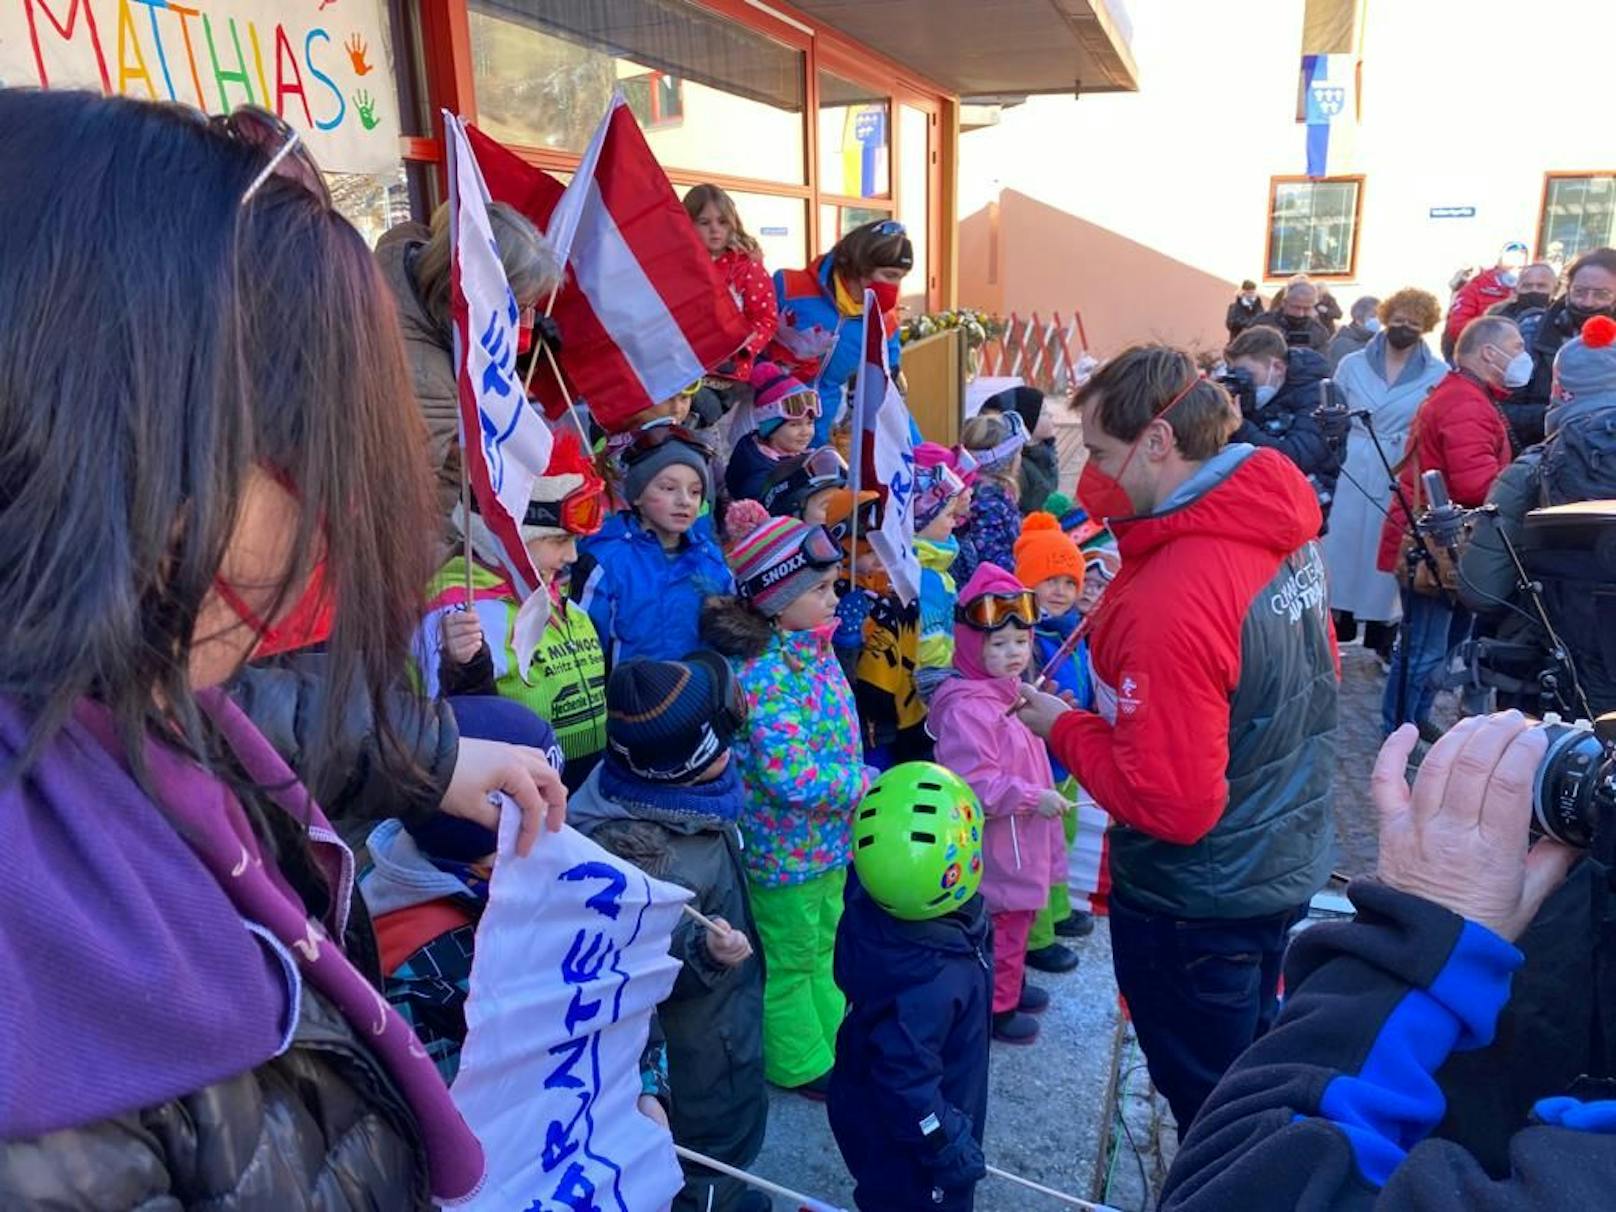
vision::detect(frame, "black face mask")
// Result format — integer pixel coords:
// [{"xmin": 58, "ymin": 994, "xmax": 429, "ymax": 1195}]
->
[
  {"xmin": 1386, "ymin": 325, "xmax": 1421, "ymax": 350},
  {"xmin": 1515, "ymin": 291, "xmax": 1552, "ymax": 312},
  {"xmin": 1567, "ymin": 301, "xmax": 1616, "ymax": 328},
  {"xmin": 1283, "ymin": 312, "xmax": 1311, "ymax": 330}
]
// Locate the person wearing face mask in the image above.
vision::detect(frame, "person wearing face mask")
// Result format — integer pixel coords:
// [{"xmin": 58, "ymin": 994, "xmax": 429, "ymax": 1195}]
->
[
  {"xmin": 1440, "ymin": 240, "xmax": 1529, "ymax": 364},
  {"xmin": 1375, "ymin": 316, "xmax": 1522, "ymax": 737},
  {"xmin": 1323, "ymin": 289, "xmax": 1448, "ymax": 661},
  {"xmin": 769, "ymin": 219, "xmax": 911, "ymax": 445},
  {"xmin": 1251, "ymin": 280, "xmax": 1333, "ymax": 354},
  {"xmin": 1222, "ymin": 326, "xmax": 1345, "ymax": 533},
  {"xmin": 1328, "ymin": 295, "xmax": 1382, "ymax": 371},
  {"xmin": 1013, "ymin": 345, "xmax": 1337, "ymax": 1140},
  {"xmin": 1226, "ymin": 279, "xmax": 1266, "ymax": 342},
  {"xmin": 1507, "ymin": 247, "xmax": 1616, "ymax": 449}
]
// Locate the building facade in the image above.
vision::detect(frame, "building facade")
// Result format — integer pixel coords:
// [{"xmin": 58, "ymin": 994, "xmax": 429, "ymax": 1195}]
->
[{"xmin": 958, "ymin": 0, "xmax": 1616, "ymax": 357}]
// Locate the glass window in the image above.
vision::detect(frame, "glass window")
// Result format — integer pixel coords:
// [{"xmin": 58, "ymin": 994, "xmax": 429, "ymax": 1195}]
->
[
  {"xmin": 468, "ymin": 0, "xmax": 805, "ymax": 185},
  {"xmin": 1539, "ymin": 175, "xmax": 1616, "ymax": 268},
  {"xmin": 898, "ymin": 105, "xmax": 931, "ymax": 310},
  {"xmin": 1267, "ymin": 178, "xmax": 1361, "ymax": 277},
  {"xmin": 328, "ymin": 167, "xmax": 414, "ymax": 248},
  {"xmin": 818, "ymin": 204, "xmax": 893, "ymax": 256},
  {"xmin": 818, "ymin": 71, "xmax": 890, "ymax": 199},
  {"xmin": 676, "ymin": 185, "xmax": 807, "ymax": 272}
]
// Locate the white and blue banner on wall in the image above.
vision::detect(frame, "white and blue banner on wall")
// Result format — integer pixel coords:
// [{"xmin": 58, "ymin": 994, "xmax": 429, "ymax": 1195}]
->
[{"xmin": 1301, "ymin": 54, "xmax": 1357, "ymax": 178}]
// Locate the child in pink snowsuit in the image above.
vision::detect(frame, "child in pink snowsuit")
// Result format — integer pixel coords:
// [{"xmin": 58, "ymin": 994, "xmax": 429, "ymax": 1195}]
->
[{"xmin": 928, "ymin": 562, "xmax": 1069, "ymax": 1045}]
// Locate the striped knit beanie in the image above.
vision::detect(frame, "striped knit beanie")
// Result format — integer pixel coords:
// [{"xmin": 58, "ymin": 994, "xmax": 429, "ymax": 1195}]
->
[{"xmin": 725, "ymin": 500, "xmax": 836, "ymax": 617}]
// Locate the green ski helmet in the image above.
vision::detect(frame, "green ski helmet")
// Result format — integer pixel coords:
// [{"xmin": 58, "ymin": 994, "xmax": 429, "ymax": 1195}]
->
[{"xmin": 852, "ymin": 762, "xmax": 983, "ymax": 921}]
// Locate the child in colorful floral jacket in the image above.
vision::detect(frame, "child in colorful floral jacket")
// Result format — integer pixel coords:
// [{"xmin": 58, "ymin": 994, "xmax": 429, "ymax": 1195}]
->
[{"xmin": 700, "ymin": 501, "xmax": 870, "ymax": 1098}]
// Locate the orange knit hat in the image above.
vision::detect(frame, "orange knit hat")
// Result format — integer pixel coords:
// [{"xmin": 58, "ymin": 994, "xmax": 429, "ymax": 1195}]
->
[{"xmin": 1014, "ymin": 512, "xmax": 1085, "ymax": 588}]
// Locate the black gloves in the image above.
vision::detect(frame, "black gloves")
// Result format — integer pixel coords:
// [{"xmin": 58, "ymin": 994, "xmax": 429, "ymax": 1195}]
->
[{"xmin": 920, "ymin": 1108, "xmax": 986, "ymax": 1191}]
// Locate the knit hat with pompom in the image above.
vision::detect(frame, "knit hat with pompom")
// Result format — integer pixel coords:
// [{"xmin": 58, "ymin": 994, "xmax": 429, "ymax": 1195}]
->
[
  {"xmin": 1550, "ymin": 315, "xmax": 1616, "ymax": 426},
  {"xmin": 723, "ymin": 499, "xmax": 841, "ymax": 617},
  {"xmin": 1014, "ymin": 512, "xmax": 1085, "ymax": 589},
  {"xmin": 750, "ymin": 360, "xmax": 819, "ymax": 439}
]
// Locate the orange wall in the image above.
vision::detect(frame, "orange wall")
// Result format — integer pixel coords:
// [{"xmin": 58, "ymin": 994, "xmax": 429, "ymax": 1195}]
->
[{"xmin": 959, "ymin": 190, "xmax": 1239, "ymax": 358}]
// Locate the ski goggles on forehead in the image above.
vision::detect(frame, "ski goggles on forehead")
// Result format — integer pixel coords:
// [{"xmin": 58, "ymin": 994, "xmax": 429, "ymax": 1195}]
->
[
  {"xmin": 803, "ymin": 446, "xmax": 848, "ymax": 484},
  {"xmin": 523, "ymin": 478, "xmax": 606, "ymax": 536},
  {"xmin": 621, "ymin": 419, "xmax": 713, "ymax": 466},
  {"xmin": 956, "ymin": 590, "xmax": 1038, "ymax": 632},
  {"xmin": 737, "ymin": 524, "xmax": 843, "ymax": 601}
]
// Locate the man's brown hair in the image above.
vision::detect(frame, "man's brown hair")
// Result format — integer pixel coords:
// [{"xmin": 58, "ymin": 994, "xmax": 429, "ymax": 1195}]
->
[
  {"xmin": 1225, "ymin": 326, "xmax": 1288, "ymax": 363},
  {"xmin": 1074, "ymin": 344, "xmax": 1238, "ymax": 462}
]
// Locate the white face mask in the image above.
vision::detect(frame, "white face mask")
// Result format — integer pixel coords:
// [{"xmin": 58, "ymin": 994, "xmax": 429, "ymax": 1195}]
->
[
  {"xmin": 1499, "ymin": 269, "xmax": 1521, "ymax": 289},
  {"xmin": 1491, "ymin": 346, "xmax": 1533, "ymax": 389},
  {"xmin": 1364, "ymin": 317, "xmax": 1382, "ymax": 333}
]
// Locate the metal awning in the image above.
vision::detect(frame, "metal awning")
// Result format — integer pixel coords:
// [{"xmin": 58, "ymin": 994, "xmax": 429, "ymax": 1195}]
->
[{"xmin": 789, "ymin": 0, "xmax": 1139, "ymax": 98}]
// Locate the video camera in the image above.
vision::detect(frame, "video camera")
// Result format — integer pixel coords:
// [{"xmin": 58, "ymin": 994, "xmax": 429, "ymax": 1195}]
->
[
  {"xmin": 1533, "ymin": 712, "xmax": 1616, "ymax": 850},
  {"xmin": 1214, "ymin": 367, "xmax": 1257, "ymax": 415}
]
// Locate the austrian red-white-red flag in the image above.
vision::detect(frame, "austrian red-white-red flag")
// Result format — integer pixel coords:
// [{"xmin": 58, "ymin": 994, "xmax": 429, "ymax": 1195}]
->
[
  {"xmin": 848, "ymin": 289, "xmax": 919, "ymax": 604},
  {"xmin": 445, "ymin": 109, "xmax": 550, "ymax": 600},
  {"xmin": 467, "ymin": 96, "xmax": 749, "ymax": 432}
]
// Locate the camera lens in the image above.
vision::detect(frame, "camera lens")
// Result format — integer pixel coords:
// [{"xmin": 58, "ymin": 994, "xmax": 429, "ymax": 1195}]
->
[{"xmin": 1532, "ymin": 718, "xmax": 1611, "ymax": 848}]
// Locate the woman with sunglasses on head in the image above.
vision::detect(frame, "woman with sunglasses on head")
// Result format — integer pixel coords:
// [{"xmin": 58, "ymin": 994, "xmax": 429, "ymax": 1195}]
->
[
  {"xmin": 724, "ymin": 361, "xmax": 822, "ymax": 503},
  {"xmin": 417, "ymin": 432, "xmax": 610, "ymax": 794},
  {"xmin": 700, "ymin": 502, "xmax": 870, "ymax": 1101},
  {"xmin": 0, "ymin": 90, "xmax": 536, "ymax": 1209},
  {"xmin": 573, "ymin": 420, "xmax": 735, "ymax": 669},
  {"xmin": 376, "ymin": 196, "xmax": 561, "ymax": 517},
  {"xmin": 770, "ymin": 219, "xmax": 912, "ymax": 445},
  {"xmin": 929, "ymin": 565, "xmax": 1071, "ymax": 1046}
]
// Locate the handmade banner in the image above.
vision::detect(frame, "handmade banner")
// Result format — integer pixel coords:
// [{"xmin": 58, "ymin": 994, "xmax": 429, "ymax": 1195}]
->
[
  {"xmin": 849, "ymin": 288, "xmax": 920, "ymax": 604},
  {"xmin": 446, "ymin": 109, "xmax": 551, "ymax": 613},
  {"xmin": 0, "ymin": 0, "xmax": 400, "ymax": 175},
  {"xmin": 451, "ymin": 814, "xmax": 688, "ymax": 1212}
]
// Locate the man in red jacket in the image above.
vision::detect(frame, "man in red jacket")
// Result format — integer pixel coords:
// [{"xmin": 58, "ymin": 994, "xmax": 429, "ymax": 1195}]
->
[
  {"xmin": 1017, "ymin": 345, "xmax": 1338, "ymax": 1139},
  {"xmin": 1442, "ymin": 241, "xmax": 1528, "ymax": 361},
  {"xmin": 1377, "ymin": 315, "xmax": 1521, "ymax": 735}
]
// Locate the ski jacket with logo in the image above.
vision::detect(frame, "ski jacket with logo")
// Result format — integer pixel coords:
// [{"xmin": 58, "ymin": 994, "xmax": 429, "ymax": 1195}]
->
[{"xmin": 1047, "ymin": 445, "xmax": 1338, "ymax": 918}]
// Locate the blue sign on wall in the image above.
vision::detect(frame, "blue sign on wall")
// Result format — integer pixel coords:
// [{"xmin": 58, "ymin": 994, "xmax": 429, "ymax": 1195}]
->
[{"xmin": 1430, "ymin": 206, "xmax": 1477, "ymax": 219}]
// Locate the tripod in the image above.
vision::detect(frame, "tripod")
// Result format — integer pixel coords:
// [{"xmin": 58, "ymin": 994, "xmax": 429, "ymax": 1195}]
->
[{"xmin": 1356, "ymin": 410, "xmax": 1453, "ymax": 729}]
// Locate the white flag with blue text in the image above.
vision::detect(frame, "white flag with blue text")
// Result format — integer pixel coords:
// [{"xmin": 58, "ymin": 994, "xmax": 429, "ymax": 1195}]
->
[{"xmin": 848, "ymin": 290, "xmax": 919, "ymax": 605}]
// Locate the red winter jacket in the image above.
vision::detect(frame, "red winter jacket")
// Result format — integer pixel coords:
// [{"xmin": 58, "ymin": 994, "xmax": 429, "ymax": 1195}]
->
[
  {"xmin": 1444, "ymin": 267, "xmax": 1514, "ymax": 348},
  {"xmin": 714, "ymin": 247, "xmax": 778, "ymax": 380},
  {"xmin": 1047, "ymin": 447, "xmax": 1338, "ymax": 919},
  {"xmin": 1376, "ymin": 371, "xmax": 1513, "ymax": 573}
]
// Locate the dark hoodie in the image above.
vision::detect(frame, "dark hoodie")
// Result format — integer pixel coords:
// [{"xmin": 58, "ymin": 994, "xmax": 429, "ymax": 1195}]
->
[
  {"xmin": 567, "ymin": 760, "xmax": 767, "ymax": 1208},
  {"xmin": 1232, "ymin": 345, "xmax": 1346, "ymax": 533},
  {"xmin": 1048, "ymin": 445, "xmax": 1338, "ymax": 919},
  {"xmin": 829, "ymin": 872, "xmax": 993, "ymax": 1212}
]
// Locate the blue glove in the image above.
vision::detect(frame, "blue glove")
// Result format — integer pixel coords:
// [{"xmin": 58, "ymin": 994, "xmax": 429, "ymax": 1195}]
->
[{"xmin": 920, "ymin": 1109, "xmax": 986, "ymax": 1191}]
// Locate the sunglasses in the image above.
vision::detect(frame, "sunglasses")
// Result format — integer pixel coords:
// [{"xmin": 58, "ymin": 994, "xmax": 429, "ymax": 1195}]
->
[
  {"xmin": 737, "ymin": 524, "xmax": 843, "ymax": 602},
  {"xmin": 621, "ymin": 418, "xmax": 714, "ymax": 467},
  {"xmin": 956, "ymin": 590, "xmax": 1038, "ymax": 632},
  {"xmin": 871, "ymin": 220, "xmax": 907, "ymax": 237},
  {"xmin": 213, "ymin": 106, "xmax": 331, "ymax": 208},
  {"xmin": 524, "ymin": 476, "xmax": 606, "ymax": 537}
]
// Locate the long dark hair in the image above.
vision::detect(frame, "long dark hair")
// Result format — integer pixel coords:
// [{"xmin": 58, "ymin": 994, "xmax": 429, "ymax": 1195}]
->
[{"xmin": 0, "ymin": 90, "xmax": 437, "ymax": 791}]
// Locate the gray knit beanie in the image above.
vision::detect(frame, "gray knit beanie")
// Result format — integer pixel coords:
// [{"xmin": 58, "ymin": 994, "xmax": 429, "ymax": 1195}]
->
[{"xmin": 623, "ymin": 435, "xmax": 712, "ymax": 506}]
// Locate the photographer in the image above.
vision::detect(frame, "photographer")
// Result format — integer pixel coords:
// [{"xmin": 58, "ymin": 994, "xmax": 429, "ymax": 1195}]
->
[
  {"xmin": 1252, "ymin": 279, "xmax": 1335, "ymax": 354},
  {"xmin": 1223, "ymin": 326, "xmax": 1347, "ymax": 533},
  {"xmin": 1460, "ymin": 316, "xmax": 1616, "ymax": 716},
  {"xmin": 1160, "ymin": 712, "xmax": 1607, "ymax": 1211}
]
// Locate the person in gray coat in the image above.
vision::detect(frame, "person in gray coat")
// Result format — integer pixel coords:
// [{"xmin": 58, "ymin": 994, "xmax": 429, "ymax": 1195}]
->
[
  {"xmin": 1327, "ymin": 294, "xmax": 1381, "ymax": 370},
  {"xmin": 1320, "ymin": 289, "xmax": 1447, "ymax": 647},
  {"xmin": 569, "ymin": 656, "xmax": 769, "ymax": 1212}
]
